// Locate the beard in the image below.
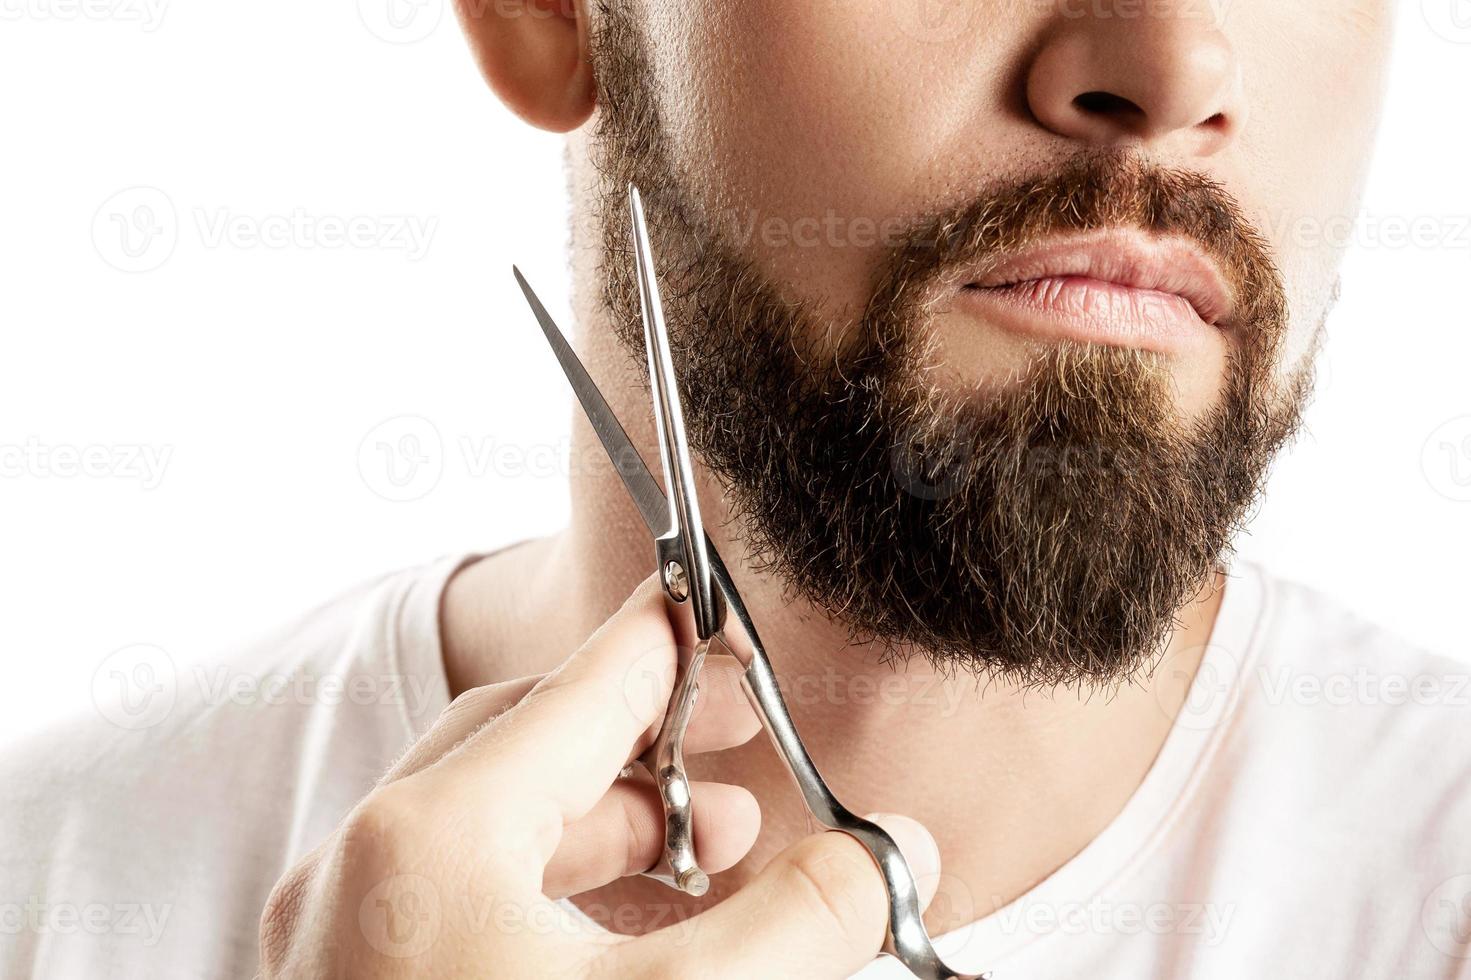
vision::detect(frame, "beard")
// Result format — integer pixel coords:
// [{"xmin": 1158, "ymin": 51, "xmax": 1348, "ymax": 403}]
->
[{"xmin": 583, "ymin": 3, "xmax": 1310, "ymax": 688}]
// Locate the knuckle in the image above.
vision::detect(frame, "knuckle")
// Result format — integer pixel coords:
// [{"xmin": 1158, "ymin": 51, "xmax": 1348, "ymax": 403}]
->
[
  {"xmin": 443, "ymin": 684, "xmax": 506, "ymax": 728},
  {"xmin": 341, "ymin": 782, "xmax": 420, "ymax": 865},
  {"xmin": 442, "ymin": 686, "xmax": 484, "ymax": 718},
  {"xmin": 779, "ymin": 834, "xmax": 885, "ymax": 947},
  {"xmin": 258, "ymin": 863, "xmax": 310, "ymax": 974},
  {"xmin": 345, "ymin": 776, "xmax": 528, "ymax": 876}
]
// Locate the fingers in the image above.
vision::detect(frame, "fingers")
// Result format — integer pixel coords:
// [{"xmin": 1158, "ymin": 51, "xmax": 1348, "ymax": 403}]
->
[
  {"xmin": 619, "ymin": 815, "xmax": 941, "ymax": 980},
  {"xmin": 541, "ymin": 778, "xmax": 761, "ymax": 899},
  {"xmin": 415, "ymin": 574, "xmax": 755, "ymax": 874},
  {"xmin": 385, "ymin": 653, "xmax": 756, "ymax": 786},
  {"xmin": 383, "ymin": 674, "xmax": 541, "ymax": 783}
]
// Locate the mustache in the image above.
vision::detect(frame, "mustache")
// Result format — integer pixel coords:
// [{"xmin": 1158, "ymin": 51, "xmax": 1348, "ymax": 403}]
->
[{"xmin": 862, "ymin": 152, "xmax": 1288, "ymax": 359}]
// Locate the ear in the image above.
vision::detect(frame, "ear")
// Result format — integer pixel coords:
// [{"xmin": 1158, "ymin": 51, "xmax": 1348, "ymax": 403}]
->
[{"xmin": 455, "ymin": 0, "xmax": 596, "ymax": 133}]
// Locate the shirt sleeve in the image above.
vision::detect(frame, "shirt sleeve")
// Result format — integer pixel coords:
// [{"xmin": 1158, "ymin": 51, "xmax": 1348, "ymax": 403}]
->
[{"xmin": 0, "ymin": 554, "xmax": 471, "ymax": 980}]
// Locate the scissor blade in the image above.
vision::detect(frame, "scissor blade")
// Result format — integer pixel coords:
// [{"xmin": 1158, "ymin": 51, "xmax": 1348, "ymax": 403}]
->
[
  {"xmin": 628, "ymin": 185, "xmax": 722, "ymax": 639},
  {"xmin": 512, "ymin": 265, "xmax": 670, "ymax": 539}
]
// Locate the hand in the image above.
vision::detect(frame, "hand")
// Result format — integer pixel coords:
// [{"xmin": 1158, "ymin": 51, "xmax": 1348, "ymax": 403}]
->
[{"xmin": 258, "ymin": 574, "xmax": 940, "ymax": 978}]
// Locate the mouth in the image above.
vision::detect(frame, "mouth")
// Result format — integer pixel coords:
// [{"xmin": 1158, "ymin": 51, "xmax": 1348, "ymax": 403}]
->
[{"xmin": 953, "ymin": 230, "xmax": 1236, "ymax": 355}]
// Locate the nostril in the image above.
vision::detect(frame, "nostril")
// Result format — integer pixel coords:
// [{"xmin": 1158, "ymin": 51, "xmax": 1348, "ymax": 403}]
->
[{"xmin": 1072, "ymin": 90, "xmax": 1147, "ymax": 124}]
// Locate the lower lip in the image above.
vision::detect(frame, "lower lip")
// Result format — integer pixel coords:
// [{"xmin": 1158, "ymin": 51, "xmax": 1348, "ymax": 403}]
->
[{"xmin": 955, "ymin": 276, "xmax": 1218, "ymax": 355}]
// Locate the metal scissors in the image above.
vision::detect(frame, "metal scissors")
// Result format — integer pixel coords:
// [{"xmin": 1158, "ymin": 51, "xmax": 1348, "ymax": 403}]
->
[{"xmin": 512, "ymin": 184, "xmax": 988, "ymax": 980}]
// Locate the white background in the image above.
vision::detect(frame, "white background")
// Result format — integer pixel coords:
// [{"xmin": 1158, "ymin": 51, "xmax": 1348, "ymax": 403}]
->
[{"xmin": 0, "ymin": 0, "xmax": 1467, "ymax": 740}]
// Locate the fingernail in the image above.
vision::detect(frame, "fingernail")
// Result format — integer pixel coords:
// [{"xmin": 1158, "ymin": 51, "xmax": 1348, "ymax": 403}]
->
[{"xmin": 864, "ymin": 812, "xmax": 941, "ymax": 910}]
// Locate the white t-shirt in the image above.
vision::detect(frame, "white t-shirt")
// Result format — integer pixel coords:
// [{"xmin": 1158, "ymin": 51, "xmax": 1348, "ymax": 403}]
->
[{"xmin": 2, "ymin": 556, "xmax": 1468, "ymax": 979}]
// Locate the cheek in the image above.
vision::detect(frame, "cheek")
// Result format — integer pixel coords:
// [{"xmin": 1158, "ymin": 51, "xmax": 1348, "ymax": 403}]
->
[
  {"xmin": 649, "ymin": 0, "xmax": 1023, "ymax": 310},
  {"xmin": 644, "ymin": 0, "xmax": 1393, "ymax": 385},
  {"xmin": 1225, "ymin": 2, "xmax": 1395, "ymax": 372}
]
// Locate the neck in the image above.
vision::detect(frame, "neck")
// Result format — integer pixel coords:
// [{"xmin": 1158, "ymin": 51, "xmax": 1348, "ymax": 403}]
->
[{"xmin": 444, "ymin": 292, "xmax": 1223, "ymax": 928}]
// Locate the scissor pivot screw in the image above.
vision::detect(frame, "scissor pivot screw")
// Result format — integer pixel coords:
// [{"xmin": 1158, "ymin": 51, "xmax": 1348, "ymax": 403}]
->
[
  {"xmin": 663, "ymin": 560, "xmax": 690, "ymax": 602},
  {"xmin": 675, "ymin": 868, "xmax": 710, "ymax": 897}
]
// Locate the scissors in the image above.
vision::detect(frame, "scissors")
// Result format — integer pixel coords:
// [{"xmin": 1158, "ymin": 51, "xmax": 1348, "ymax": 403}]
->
[{"xmin": 512, "ymin": 184, "xmax": 988, "ymax": 980}]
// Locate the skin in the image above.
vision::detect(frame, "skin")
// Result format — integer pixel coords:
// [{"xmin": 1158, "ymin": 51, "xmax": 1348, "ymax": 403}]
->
[
  {"xmin": 262, "ymin": 0, "xmax": 1396, "ymax": 972},
  {"xmin": 261, "ymin": 577, "xmax": 941, "ymax": 976}
]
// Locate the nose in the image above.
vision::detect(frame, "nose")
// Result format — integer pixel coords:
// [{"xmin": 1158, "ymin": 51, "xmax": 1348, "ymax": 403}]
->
[{"xmin": 1026, "ymin": 6, "xmax": 1245, "ymax": 156}]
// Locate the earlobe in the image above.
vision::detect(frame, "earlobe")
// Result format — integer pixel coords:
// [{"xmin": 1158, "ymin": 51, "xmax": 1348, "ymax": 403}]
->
[{"xmin": 455, "ymin": 0, "xmax": 596, "ymax": 133}]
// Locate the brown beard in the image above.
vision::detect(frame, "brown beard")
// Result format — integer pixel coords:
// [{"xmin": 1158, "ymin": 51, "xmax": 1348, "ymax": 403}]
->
[{"xmin": 583, "ymin": 3, "xmax": 1309, "ymax": 687}]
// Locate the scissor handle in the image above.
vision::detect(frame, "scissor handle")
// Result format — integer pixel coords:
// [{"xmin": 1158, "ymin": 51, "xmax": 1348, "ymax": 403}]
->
[
  {"xmin": 636, "ymin": 637, "xmax": 711, "ymax": 896},
  {"xmin": 737, "ymin": 649, "xmax": 988, "ymax": 980},
  {"xmin": 698, "ymin": 547, "xmax": 988, "ymax": 980}
]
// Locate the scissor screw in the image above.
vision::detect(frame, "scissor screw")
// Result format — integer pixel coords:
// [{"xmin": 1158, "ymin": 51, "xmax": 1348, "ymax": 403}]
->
[
  {"xmin": 664, "ymin": 560, "xmax": 690, "ymax": 602},
  {"xmin": 675, "ymin": 867, "xmax": 710, "ymax": 897}
]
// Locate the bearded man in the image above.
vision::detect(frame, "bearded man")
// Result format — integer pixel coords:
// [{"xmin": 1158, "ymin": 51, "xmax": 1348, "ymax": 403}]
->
[{"xmin": 4, "ymin": 1, "xmax": 1467, "ymax": 978}]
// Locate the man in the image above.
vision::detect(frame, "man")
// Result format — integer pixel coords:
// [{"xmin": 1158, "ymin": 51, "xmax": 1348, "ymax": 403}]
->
[{"xmin": 3, "ymin": 0, "xmax": 1467, "ymax": 977}]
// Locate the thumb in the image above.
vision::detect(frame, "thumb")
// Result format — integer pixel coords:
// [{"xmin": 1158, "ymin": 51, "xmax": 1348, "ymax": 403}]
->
[{"xmin": 623, "ymin": 813, "xmax": 941, "ymax": 980}]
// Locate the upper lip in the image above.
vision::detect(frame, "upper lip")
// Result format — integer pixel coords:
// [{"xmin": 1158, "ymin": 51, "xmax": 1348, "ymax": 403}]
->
[{"xmin": 963, "ymin": 230, "xmax": 1236, "ymax": 328}]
